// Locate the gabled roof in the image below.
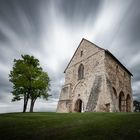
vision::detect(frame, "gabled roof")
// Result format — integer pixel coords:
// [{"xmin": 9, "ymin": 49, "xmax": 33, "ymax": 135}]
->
[
  {"xmin": 64, "ymin": 38, "xmax": 133, "ymax": 76},
  {"xmin": 64, "ymin": 38, "xmax": 104, "ymax": 73}
]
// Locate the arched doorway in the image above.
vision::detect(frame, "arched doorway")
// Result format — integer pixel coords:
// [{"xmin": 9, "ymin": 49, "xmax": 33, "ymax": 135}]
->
[
  {"xmin": 126, "ymin": 94, "xmax": 131, "ymax": 112},
  {"xmin": 75, "ymin": 99, "xmax": 83, "ymax": 112},
  {"xmin": 119, "ymin": 91, "xmax": 125, "ymax": 112}
]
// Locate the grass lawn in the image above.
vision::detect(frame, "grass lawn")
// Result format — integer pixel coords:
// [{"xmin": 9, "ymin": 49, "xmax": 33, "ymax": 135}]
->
[{"xmin": 0, "ymin": 112, "xmax": 140, "ymax": 140}]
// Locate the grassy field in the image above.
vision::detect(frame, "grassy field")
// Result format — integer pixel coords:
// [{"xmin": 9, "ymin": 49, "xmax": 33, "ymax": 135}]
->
[{"xmin": 0, "ymin": 112, "xmax": 140, "ymax": 140}]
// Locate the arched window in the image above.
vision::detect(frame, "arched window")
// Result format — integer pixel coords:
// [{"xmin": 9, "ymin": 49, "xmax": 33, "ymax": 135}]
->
[
  {"xmin": 78, "ymin": 64, "xmax": 84, "ymax": 80},
  {"xmin": 119, "ymin": 91, "xmax": 125, "ymax": 112},
  {"xmin": 126, "ymin": 94, "xmax": 131, "ymax": 112}
]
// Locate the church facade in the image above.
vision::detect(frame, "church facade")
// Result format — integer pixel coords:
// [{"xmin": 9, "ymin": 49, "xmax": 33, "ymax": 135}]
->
[{"xmin": 57, "ymin": 38, "xmax": 133, "ymax": 112}]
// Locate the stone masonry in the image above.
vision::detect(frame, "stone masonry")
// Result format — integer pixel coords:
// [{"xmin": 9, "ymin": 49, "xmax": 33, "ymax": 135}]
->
[{"xmin": 57, "ymin": 38, "xmax": 133, "ymax": 113}]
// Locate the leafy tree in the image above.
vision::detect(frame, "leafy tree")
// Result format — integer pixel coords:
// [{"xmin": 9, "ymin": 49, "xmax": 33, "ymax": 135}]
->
[
  {"xmin": 29, "ymin": 72, "xmax": 50, "ymax": 112},
  {"xmin": 9, "ymin": 55, "xmax": 51, "ymax": 112},
  {"xmin": 133, "ymin": 100, "xmax": 140, "ymax": 112}
]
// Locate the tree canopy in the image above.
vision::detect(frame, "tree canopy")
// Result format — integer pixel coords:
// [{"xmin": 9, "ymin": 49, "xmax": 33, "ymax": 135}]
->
[
  {"xmin": 133, "ymin": 100, "xmax": 140, "ymax": 112},
  {"xmin": 9, "ymin": 54, "xmax": 51, "ymax": 112}
]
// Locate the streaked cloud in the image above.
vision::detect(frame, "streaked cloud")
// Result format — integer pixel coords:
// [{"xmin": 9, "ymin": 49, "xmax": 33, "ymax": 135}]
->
[{"xmin": 0, "ymin": 0, "xmax": 140, "ymax": 113}]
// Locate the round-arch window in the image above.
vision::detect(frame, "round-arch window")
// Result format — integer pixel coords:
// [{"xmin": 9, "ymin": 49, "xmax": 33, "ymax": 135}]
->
[{"xmin": 78, "ymin": 64, "xmax": 84, "ymax": 80}]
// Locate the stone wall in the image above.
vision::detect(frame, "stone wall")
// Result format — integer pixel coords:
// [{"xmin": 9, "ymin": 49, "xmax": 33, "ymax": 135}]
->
[
  {"xmin": 105, "ymin": 52, "xmax": 133, "ymax": 112},
  {"xmin": 57, "ymin": 39, "xmax": 107, "ymax": 112},
  {"xmin": 57, "ymin": 39, "xmax": 133, "ymax": 113}
]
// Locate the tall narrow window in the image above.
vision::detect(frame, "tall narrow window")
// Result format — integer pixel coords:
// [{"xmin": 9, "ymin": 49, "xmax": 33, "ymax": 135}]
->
[
  {"xmin": 78, "ymin": 64, "xmax": 84, "ymax": 80},
  {"xmin": 80, "ymin": 51, "xmax": 83, "ymax": 57}
]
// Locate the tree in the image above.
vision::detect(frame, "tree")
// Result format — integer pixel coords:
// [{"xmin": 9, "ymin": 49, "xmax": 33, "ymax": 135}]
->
[
  {"xmin": 9, "ymin": 54, "xmax": 50, "ymax": 112},
  {"xmin": 133, "ymin": 100, "xmax": 140, "ymax": 112},
  {"xmin": 29, "ymin": 72, "xmax": 50, "ymax": 112}
]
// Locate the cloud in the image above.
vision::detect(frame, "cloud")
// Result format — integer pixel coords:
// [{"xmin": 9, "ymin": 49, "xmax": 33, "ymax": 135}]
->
[{"xmin": 0, "ymin": 0, "xmax": 140, "ymax": 113}]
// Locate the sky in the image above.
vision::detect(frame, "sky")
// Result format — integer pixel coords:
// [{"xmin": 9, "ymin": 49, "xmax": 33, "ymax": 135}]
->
[{"xmin": 0, "ymin": 0, "xmax": 140, "ymax": 113}]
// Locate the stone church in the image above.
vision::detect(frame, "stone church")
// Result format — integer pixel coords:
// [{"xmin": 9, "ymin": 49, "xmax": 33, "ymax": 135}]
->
[{"xmin": 57, "ymin": 38, "xmax": 133, "ymax": 113}]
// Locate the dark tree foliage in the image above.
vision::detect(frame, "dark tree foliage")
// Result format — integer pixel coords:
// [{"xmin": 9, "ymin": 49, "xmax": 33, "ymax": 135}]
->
[
  {"xmin": 133, "ymin": 100, "xmax": 140, "ymax": 112},
  {"xmin": 9, "ymin": 55, "xmax": 51, "ymax": 112}
]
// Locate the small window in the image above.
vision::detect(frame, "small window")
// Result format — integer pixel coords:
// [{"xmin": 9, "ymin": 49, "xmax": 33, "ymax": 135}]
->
[
  {"xmin": 124, "ymin": 72, "xmax": 126, "ymax": 77},
  {"xmin": 80, "ymin": 51, "xmax": 83, "ymax": 57}
]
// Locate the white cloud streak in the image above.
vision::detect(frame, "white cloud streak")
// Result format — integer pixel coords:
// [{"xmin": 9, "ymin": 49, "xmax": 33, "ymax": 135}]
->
[{"xmin": 0, "ymin": 0, "xmax": 140, "ymax": 113}]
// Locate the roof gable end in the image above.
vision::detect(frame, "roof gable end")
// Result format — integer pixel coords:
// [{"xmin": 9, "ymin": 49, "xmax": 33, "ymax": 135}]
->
[{"xmin": 64, "ymin": 38, "xmax": 103, "ymax": 73}]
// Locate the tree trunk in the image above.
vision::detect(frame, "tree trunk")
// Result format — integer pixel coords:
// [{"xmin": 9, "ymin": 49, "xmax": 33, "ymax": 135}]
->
[
  {"xmin": 23, "ymin": 93, "xmax": 29, "ymax": 113},
  {"xmin": 23, "ymin": 103, "xmax": 27, "ymax": 113},
  {"xmin": 23, "ymin": 98, "xmax": 28, "ymax": 113},
  {"xmin": 23, "ymin": 94, "xmax": 26, "ymax": 113},
  {"xmin": 30, "ymin": 99, "xmax": 36, "ymax": 112}
]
